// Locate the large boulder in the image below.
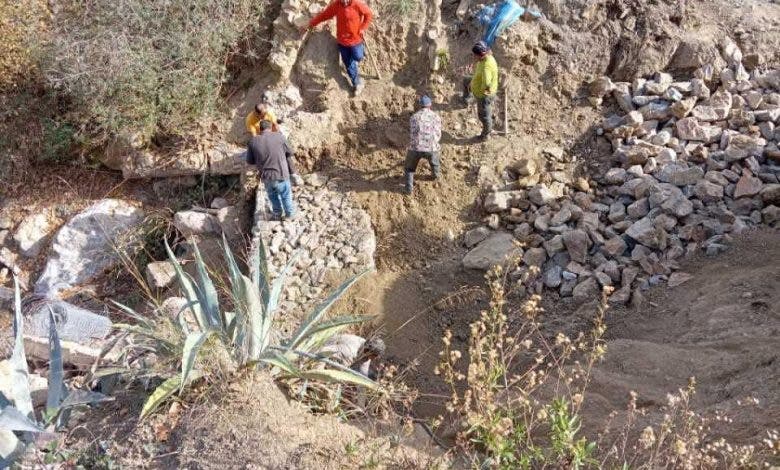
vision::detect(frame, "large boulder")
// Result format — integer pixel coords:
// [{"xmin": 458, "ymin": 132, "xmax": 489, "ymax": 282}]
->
[
  {"xmin": 23, "ymin": 300, "xmax": 114, "ymax": 368},
  {"xmin": 35, "ymin": 199, "xmax": 145, "ymax": 297},
  {"xmin": 462, "ymin": 232, "xmax": 520, "ymax": 270}
]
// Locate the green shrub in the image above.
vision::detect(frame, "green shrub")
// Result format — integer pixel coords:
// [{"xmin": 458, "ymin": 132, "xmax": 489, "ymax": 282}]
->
[
  {"xmin": 43, "ymin": 0, "xmax": 267, "ymax": 144},
  {"xmin": 40, "ymin": 118, "xmax": 77, "ymax": 163}
]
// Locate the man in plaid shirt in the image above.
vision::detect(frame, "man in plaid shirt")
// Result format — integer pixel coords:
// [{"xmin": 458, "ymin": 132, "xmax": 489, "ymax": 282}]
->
[{"xmin": 404, "ymin": 95, "xmax": 442, "ymax": 194}]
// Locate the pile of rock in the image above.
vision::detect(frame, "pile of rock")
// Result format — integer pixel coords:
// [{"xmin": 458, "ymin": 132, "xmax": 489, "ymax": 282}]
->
[
  {"xmin": 464, "ymin": 39, "xmax": 779, "ymax": 305},
  {"xmin": 250, "ymin": 173, "xmax": 375, "ymax": 315}
]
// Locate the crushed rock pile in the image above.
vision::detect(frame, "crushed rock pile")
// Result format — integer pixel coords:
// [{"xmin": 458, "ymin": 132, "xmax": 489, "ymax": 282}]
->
[
  {"xmin": 251, "ymin": 173, "xmax": 376, "ymax": 318},
  {"xmin": 465, "ymin": 38, "xmax": 779, "ymax": 306}
]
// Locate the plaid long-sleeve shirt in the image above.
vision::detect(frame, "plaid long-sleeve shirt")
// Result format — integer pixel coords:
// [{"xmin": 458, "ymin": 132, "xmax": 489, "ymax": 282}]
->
[{"xmin": 409, "ymin": 108, "xmax": 442, "ymax": 153}]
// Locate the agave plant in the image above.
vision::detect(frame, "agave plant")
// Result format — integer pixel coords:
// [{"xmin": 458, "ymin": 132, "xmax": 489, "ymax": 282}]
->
[
  {"xmin": 115, "ymin": 235, "xmax": 379, "ymax": 419},
  {"xmin": 0, "ymin": 279, "xmax": 112, "ymax": 466}
]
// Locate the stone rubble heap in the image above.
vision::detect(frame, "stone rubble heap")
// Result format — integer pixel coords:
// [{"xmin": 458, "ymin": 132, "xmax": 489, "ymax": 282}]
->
[
  {"xmin": 250, "ymin": 173, "xmax": 376, "ymax": 317},
  {"xmin": 465, "ymin": 39, "xmax": 779, "ymax": 305}
]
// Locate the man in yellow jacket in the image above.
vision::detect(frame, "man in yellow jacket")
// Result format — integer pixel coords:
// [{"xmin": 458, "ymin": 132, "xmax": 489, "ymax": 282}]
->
[
  {"xmin": 462, "ymin": 41, "xmax": 498, "ymax": 140},
  {"xmin": 245, "ymin": 102, "xmax": 279, "ymax": 136}
]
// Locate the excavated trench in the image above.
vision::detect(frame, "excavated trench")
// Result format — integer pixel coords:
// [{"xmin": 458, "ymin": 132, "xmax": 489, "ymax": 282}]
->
[{"xmin": 236, "ymin": 0, "xmax": 780, "ymax": 447}]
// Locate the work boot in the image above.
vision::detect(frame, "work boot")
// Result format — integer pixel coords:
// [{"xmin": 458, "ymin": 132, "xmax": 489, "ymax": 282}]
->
[
  {"xmin": 404, "ymin": 171, "xmax": 414, "ymax": 195},
  {"xmin": 284, "ymin": 212, "xmax": 300, "ymax": 222},
  {"xmin": 354, "ymin": 78, "xmax": 365, "ymax": 97}
]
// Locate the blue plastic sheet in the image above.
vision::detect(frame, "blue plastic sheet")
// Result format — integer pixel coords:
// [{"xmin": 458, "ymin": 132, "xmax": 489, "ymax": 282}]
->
[{"xmin": 477, "ymin": 0, "xmax": 542, "ymax": 47}]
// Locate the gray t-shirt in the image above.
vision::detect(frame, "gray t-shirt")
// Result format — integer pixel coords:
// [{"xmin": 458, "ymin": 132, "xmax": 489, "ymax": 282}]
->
[{"xmin": 246, "ymin": 131, "xmax": 297, "ymax": 182}]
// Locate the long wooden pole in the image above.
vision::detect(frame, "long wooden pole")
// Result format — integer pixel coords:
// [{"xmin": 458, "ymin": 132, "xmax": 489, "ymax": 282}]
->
[
  {"xmin": 503, "ymin": 84, "xmax": 510, "ymax": 135},
  {"xmin": 363, "ymin": 33, "xmax": 383, "ymax": 80}
]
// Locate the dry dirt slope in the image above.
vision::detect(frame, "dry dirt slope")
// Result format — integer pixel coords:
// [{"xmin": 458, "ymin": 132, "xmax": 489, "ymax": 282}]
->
[{"xmin": 587, "ymin": 230, "xmax": 780, "ymax": 444}]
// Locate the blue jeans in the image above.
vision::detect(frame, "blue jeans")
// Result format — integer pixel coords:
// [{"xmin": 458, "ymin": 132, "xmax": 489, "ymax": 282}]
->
[
  {"xmin": 338, "ymin": 42, "xmax": 365, "ymax": 88},
  {"xmin": 263, "ymin": 179, "xmax": 295, "ymax": 217}
]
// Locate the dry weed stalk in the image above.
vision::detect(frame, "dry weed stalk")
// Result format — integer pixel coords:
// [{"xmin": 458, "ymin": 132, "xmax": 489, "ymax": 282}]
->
[
  {"xmin": 433, "ymin": 266, "xmax": 776, "ymax": 469},
  {"xmin": 598, "ymin": 380, "xmax": 778, "ymax": 469},
  {"xmin": 435, "ymin": 265, "xmax": 607, "ymax": 469}
]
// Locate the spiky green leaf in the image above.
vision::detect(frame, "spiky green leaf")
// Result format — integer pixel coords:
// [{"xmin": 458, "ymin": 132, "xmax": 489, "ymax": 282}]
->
[
  {"xmin": 59, "ymin": 390, "xmax": 114, "ymax": 409},
  {"xmin": 258, "ymin": 353, "xmax": 299, "ymax": 375},
  {"xmin": 250, "ymin": 236, "xmax": 271, "ymax": 310},
  {"xmin": 191, "ymin": 242, "xmax": 222, "ymax": 329},
  {"xmin": 222, "ymin": 234, "xmax": 245, "ymax": 303},
  {"xmin": 45, "ymin": 308, "xmax": 65, "ymax": 413},
  {"xmin": 9, "ymin": 278, "xmax": 33, "ymax": 419},
  {"xmin": 241, "ymin": 275, "xmax": 269, "ymax": 360},
  {"xmin": 291, "ymin": 315, "xmax": 371, "ymax": 355},
  {"xmin": 0, "ymin": 406, "xmax": 43, "ymax": 433},
  {"xmin": 286, "ymin": 270, "xmax": 370, "ymax": 351},
  {"xmin": 164, "ymin": 240, "xmax": 209, "ymax": 330},
  {"xmin": 140, "ymin": 376, "xmax": 181, "ymax": 420},
  {"xmin": 267, "ymin": 251, "xmax": 299, "ymax": 314},
  {"xmin": 181, "ymin": 330, "xmax": 215, "ymax": 392}
]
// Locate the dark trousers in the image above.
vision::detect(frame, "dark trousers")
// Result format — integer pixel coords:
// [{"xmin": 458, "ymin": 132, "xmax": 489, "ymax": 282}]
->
[
  {"xmin": 462, "ymin": 77, "xmax": 494, "ymax": 137},
  {"xmin": 338, "ymin": 42, "xmax": 365, "ymax": 88},
  {"xmin": 404, "ymin": 150, "xmax": 441, "ymax": 192}
]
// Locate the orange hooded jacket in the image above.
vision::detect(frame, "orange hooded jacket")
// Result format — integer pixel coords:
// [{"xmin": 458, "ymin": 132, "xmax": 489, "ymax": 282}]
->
[{"xmin": 308, "ymin": 0, "xmax": 373, "ymax": 47}]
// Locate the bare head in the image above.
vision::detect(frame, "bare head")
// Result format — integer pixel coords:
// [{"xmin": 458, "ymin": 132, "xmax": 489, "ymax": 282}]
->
[
  {"xmin": 255, "ymin": 103, "xmax": 267, "ymax": 114},
  {"xmin": 340, "ymin": 0, "xmax": 352, "ymax": 6},
  {"xmin": 259, "ymin": 120, "xmax": 272, "ymax": 131}
]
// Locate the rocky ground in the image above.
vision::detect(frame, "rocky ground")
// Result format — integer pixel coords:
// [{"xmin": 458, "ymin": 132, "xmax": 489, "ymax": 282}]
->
[{"xmin": 2, "ymin": 0, "xmax": 780, "ymax": 466}]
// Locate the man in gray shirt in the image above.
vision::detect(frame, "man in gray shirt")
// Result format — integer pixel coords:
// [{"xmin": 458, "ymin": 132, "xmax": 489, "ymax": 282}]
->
[{"xmin": 246, "ymin": 120, "xmax": 300, "ymax": 220}]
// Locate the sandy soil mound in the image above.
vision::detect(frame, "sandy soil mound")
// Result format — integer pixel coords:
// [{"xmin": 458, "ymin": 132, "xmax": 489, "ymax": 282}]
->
[{"xmin": 587, "ymin": 229, "xmax": 779, "ymax": 443}]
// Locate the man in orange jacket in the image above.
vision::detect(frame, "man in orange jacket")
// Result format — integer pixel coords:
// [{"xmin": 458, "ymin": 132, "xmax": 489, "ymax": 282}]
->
[{"xmin": 302, "ymin": 0, "xmax": 373, "ymax": 96}]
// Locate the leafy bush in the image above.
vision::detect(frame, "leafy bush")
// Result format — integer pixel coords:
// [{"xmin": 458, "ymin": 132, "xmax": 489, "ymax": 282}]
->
[
  {"xmin": 114, "ymin": 235, "xmax": 379, "ymax": 419},
  {"xmin": 0, "ymin": 279, "xmax": 111, "ymax": 466},
  {"xmin": 43, "ymin": 0, "xmax": 267, "ymax": 144},
  {"xmin": 40, "ymin": 118, "xmax": 77, "ymax": 163}
]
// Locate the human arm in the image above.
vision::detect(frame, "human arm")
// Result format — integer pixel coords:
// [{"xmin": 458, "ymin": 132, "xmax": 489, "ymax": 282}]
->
[
  {"xmin": 245, "ymin": 141, "xmax": 255, "ymax": 166},
  {"xmin": 308, "ymin": 1, "xmax": 339, "ymax": 29},
  {"xmin": 409, "ymin": 113, "xmax": 419, "ymax": 150},
  {"xmin": 245, "ymin": 112, "xmax": 258, "ymax": 136},
  {"xmin": 356, "ymin": 1, "xmax": 373, "ymax": 36},
  {"xmin": 482, "ymin": 59, "xmax": 498, "ymax": 96},
  {"xmin": 283, "ymin": 137, "xmax": 300, "ymax": 178}
]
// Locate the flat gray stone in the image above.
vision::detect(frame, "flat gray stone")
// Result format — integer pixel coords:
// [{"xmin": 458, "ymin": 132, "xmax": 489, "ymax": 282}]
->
[
  {"xmin": 27, "ymin": 300, "xmax": 112, "ymax": 344},
  {"xmin": 463, "ymin": 232, "xmax": 520, "ymax": 271}
]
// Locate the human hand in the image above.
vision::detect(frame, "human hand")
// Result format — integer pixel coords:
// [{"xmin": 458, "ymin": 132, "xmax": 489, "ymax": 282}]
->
[
  {"xmin": 292, "ymin": 174, "xmax": 304, "ymax": 186},
  {"xmin": 299, "ymin": 25, "xmax": 310, "ymax": 35}
]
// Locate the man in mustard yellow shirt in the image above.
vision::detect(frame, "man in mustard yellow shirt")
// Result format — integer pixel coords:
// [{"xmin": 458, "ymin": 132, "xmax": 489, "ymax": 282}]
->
[
  {"xmin": 462, "ymin": 41, "xmax": 498, "ymax": 140},
  {"xmin": 245, "ymin": 102, "xmax": 279, "ymax": 136}
]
